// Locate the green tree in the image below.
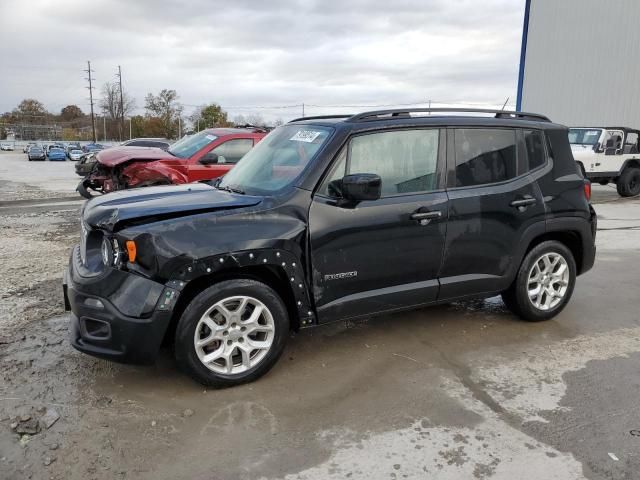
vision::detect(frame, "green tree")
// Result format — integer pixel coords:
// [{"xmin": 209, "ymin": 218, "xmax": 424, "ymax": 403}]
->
[
  {"xmin": 144, "ymin": 117, "xmax": 166, "ymax": 137},
  {"xmin": 144, "ymin": 89, "xmax": 183, "ymax": 138},
  {"xmin": 192, "ymin": 103, "xmax": 229, "ymax": 130},
  {"xmin": 130, "ymin": 115, "xmax": 146, "ymax": 138}
]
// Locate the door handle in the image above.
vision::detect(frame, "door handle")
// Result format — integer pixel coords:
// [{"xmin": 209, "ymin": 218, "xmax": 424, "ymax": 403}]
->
[
  {"xmin": 411, "ymin": 211, "xmax": 442, "ymax": 220},
  {"xmin": 410, "ymin": 211, "xmax": 442, "ymax": 225},
  {"xmin": 510, "ymin": 198, "xmax": 537, "ymax": 208}
]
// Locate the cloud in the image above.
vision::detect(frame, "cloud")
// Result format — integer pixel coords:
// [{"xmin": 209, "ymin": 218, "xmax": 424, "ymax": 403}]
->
[{"xmin": 0, "ymin": 0, "xmax": 525, "ymax": 122}]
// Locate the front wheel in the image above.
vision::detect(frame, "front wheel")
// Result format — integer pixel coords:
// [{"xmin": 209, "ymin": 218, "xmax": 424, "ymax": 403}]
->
[
  {"xmin": 77, "ymin": 179, "xmax": 100, "ymax": 199},
  {"xmin": 174, "ymin": 279, "xmax": 289, "ymax": 387},
  {"xmin": 616, "ymin": 167, "xmax": 640, "ymax": 197},
  {"xmin": 502, "ymin": 241, "xmax": 576, "ymax": 322}
]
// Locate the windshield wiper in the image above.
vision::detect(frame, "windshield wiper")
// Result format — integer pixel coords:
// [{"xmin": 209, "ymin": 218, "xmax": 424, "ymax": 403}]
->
[{"xmin": 217, "ymin": 184, "xmax": 245, "ymax": 195}]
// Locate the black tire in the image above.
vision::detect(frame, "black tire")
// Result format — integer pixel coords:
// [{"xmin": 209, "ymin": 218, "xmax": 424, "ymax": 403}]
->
[
  {"xmin": 616, "ymin": 167, "xmax": 640, "ymax": 197},
  {"xmin": 174, "ymin": 279, "xmax": 289, "ymax": 387},
  {"xmin": 501, "ymin": 241, "xmax": 576, "ymax": 322},
  {"xmin": 77, "ymin": 179, "xmax": 96, "ymax": 199}
]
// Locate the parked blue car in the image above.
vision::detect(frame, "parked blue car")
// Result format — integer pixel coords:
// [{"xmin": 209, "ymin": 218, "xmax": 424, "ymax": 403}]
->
[
  {"xmin": 82, "ymin": 143, "xmax": 105, "ymax": 153},
  {"xmin": 47, "ymin": 147, "xmax": 67, "ymax": 161}
]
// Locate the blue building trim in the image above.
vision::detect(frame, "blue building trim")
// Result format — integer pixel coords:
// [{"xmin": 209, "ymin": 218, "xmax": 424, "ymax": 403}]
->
[{"xmin": 516, "ymin": 0, "xmax": 532, "ymax": 111}]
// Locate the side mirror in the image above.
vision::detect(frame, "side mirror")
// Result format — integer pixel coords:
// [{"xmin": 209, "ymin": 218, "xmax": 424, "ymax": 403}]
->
[
  {"xmin": 340, "ymin": 173, "xmax": 382, "ymax": 202},
  {"xmin": 592, "ymin": 142, "xmax": 601, "ymax": 152},
  {"xmin": 199, "ymin": 152, "xmax": 219, "ymax": 165}
]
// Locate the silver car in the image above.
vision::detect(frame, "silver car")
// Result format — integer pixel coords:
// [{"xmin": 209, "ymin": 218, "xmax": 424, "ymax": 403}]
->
[{"xmin": 69, "ymin": 149, "xmax": 84, "ymax": 161}]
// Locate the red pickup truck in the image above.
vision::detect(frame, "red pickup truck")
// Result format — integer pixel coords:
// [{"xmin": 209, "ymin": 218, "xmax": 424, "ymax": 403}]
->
[{"xmin": 78, "ymin": 128, "xmax": 266, "ymax": 198}]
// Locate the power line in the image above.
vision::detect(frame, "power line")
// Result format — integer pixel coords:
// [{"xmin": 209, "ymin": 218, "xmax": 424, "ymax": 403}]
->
[
  {"xmin": 84, "ymin": 61, "xmax": 97, "ymax": 143},
  {"xmin": 116, "ymin": 65, "xmax": 125, "ymax": 141}
]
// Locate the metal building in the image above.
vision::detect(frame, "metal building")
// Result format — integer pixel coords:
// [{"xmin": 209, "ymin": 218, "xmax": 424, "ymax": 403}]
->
[{"xmin": 517, "ymin": 0, "xmax": 640, "ymax": 127}]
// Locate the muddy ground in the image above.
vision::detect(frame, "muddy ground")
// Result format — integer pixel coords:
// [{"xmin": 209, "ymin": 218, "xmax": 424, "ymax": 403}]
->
[{"xmin": 1, "ymin": 151, "xmax": 640, "ymax": 480}]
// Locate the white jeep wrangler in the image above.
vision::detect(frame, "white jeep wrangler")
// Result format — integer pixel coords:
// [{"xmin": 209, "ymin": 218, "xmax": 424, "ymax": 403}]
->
[{"xmin": 570, "ymin": 127, "xmax": 640, "ymax": 197}]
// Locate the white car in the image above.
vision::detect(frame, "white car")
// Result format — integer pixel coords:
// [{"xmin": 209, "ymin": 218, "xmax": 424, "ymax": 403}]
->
[
  {"xmin": 0, "ymin": 143, "xmax": 14, "ymax": 151},
  {"xmin": 69, "ymin": 149, "xmax": 84, "ymax": 161},
  {"xmin": 570, "ymin": 127, "xmax": 640, "ymax": 197}
]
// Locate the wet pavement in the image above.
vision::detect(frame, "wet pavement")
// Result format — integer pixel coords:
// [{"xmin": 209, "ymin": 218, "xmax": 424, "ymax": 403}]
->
[{"xmin": 0, "ymin": 151, "xmax": 639, "ymax": 479}]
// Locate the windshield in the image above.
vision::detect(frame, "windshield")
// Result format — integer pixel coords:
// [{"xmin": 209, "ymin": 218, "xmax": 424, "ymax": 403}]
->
[
  {"xmin": 168, "ymin": 131, "xmax": 217, "ymax": 158},
  {"xmin": 219, "ymin": 124, "xmax": 333, "ymax": 195},
  {"xmin": 568, "ymin": 128, "xmax": 602, "ymax": 145}
]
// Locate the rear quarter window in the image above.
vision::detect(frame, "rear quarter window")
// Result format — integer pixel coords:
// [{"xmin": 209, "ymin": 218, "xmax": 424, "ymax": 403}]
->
[
  {"xmin": 454, "ymin": 129, "xmax": 517, "ymax": 187},
  {"xmin": 522, "ymin": 130, "xmax": 547, "ymax": 173}
]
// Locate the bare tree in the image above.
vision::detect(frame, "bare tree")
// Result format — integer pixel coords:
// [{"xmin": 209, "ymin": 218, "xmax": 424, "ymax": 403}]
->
[
  {"xmin": 233, "ymin": 113, "xmax": 266, "ymax": 127},
  {"xmin": 99, "ymin": 82, "xmax": 135, "ymax": 140}
]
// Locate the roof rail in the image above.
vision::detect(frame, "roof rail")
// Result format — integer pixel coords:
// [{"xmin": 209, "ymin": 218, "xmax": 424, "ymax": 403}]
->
[
  {"xmin": 288, "ymin": 114, "xmax": 354, "ymax": 123},
  {"xmin": 346, "ymin": 108, "xmax": 551, "ymax": 123}
]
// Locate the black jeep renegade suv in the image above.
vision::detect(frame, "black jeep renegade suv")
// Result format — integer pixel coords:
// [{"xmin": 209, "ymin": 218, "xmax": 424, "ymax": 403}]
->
[{"xmin": 63, "ymin": 108, "xmax": 596, "ymax": 387}]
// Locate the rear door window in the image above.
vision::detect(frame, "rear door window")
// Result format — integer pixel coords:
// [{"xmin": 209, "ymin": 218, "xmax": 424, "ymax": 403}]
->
[{"xmin": 453, "ymin": 129, "xmax": 517, "ymax": 187}]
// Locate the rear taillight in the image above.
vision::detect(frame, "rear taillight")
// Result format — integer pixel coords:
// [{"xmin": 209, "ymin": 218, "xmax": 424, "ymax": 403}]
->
[{"xmin": 583, "ymin": 180, "xmax": 592, "ymax": 201}]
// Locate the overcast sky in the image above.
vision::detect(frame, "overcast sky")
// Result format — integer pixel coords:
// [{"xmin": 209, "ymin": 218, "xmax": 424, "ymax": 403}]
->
[{"xmin": 0, "ymin": 0, "xmax": 525, "ymax": 122}]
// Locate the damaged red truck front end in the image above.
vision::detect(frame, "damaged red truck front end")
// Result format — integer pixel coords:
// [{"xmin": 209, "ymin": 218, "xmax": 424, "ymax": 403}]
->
[{"xmin": 78, "ymin": 128, "xmax": 266, "ymax": 198}]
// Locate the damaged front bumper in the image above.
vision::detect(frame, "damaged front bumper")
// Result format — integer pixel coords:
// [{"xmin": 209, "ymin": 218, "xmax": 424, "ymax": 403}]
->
[{"xmin": 63, "ymin": 245, "xmax": 178, "ymax": 364}]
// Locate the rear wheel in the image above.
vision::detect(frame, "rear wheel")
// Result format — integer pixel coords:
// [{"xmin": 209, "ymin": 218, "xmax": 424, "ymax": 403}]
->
[
  {"xmin": 616, "ymin": 167, "xmax": 640, "ymax": 197},
  {"xmin": 174, "ymin": 279, "xmax": 289, "ymax": 387},
  {"xmin": 502, "ymin": 241, "xmax": 576, "ymax": 322}
]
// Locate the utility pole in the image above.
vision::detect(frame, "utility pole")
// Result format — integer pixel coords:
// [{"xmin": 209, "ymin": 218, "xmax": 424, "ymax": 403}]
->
[
  {"xmin": 116, "ymin": 65, "xmax": 125, "ymax": 141},
  {"xmin": 103, "ymin": 116, "xmax": 106, "ymax": 141},
  {"xmin": 178, "ymin": 116, "xmax": 182, "ymax": 138},
  {"xmin": 84, "ymin": 61, "xmax": 97, "ymax": 143},
  {"xmin": 302, "ymin": 103, "xmax": 305, "ymax": 118},
  {"xmin": 129, "ymin": 118, "xmax": 132, "ymax": 140}
]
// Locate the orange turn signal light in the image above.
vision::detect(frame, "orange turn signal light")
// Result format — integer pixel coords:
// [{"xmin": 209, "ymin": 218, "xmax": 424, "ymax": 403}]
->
[{"xmin": 125, "ymin": 240, "xmax": 137, "ymax": 263}]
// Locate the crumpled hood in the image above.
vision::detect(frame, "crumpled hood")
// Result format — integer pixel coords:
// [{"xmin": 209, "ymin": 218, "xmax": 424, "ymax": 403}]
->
[
  {"xmin": 83, "ymin": 183, "xmax": 262, "ymax": 231},
  {"xmin": 96, "ymin": 146, "xmax": 175, "ymax": 167}
]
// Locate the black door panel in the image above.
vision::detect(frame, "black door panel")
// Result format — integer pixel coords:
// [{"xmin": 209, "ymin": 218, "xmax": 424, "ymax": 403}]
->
[
  {"xmin": 310, "ymin": 192, "xmax": 448, "ymax": 322},
  {"xmin": 438, "ymin": 128, "xmax": 546, "ymax": 299},
  {"xmin": 439, "ymin": 176, "xmax": 545, "ymax": 298}
]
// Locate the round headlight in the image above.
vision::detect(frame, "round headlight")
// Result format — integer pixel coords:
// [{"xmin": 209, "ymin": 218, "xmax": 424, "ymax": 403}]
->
[{"xmin": 101, "ymin": 237, "xmax": 113, "ymax": 266}]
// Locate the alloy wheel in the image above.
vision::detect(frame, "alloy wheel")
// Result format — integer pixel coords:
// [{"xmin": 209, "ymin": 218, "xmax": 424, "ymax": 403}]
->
[
  {"xmin": 527, "ymin": 252, "xmax": 570, "ymax": 311},
  {"xmin": 193, "ymin": 295, "xmax": 275, "ymax": 375}
]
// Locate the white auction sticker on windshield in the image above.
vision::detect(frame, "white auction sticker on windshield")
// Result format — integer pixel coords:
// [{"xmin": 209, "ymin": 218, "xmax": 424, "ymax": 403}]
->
[
  {"xmin": 587, "ymin": 131, "xmax": 600, "ymax": 135},
  {"xmin": 206, "ymin": 134, "xmax": 217, "ymax": 141},
  {"xmin": 290, "ymin": 130, "xmax": 322, "ymax": 143}
]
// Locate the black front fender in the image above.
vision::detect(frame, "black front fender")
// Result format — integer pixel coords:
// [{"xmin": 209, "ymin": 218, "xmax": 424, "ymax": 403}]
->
[{"xmin": 162, "ymin": 247, "xmax": 316, "ymax": 327}]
